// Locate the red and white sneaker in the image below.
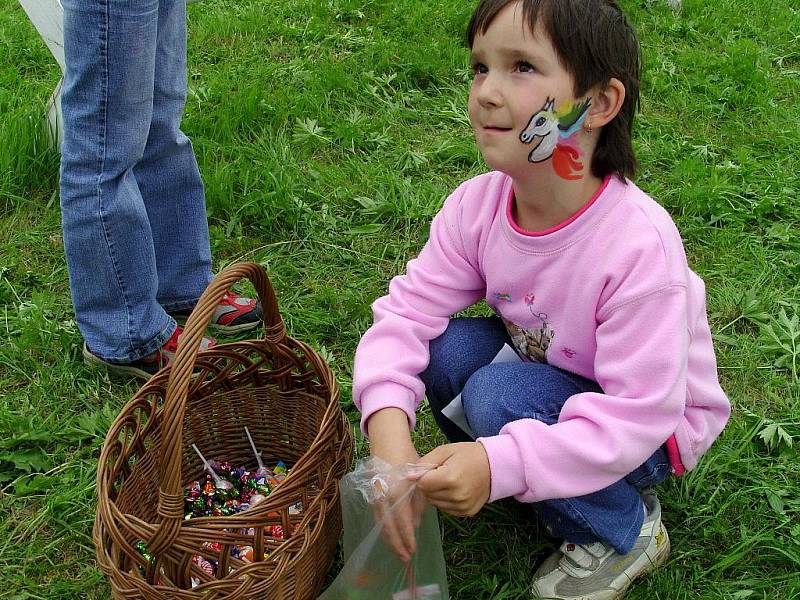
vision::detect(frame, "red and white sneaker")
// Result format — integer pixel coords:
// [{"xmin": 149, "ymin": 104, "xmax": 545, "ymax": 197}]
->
[
  {"xmin": 169, "ymin": 292, "xmax": 263, "ymax": 334},
  {"xmin": 83, "ymin": 326, "xmax": 216, "ymax": 381}
]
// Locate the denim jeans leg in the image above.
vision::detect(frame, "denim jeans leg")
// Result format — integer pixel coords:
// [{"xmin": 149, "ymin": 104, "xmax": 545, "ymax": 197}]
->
[
  {"xmin": 534, "ymin": 447, "xmax": 671, "ymax": 554},
  {"xmin": 442, "ymin": 343, "xmax": 671, "ymax": 555},
  {"xmin": 136, "ymin": 0, "xmax": 213, "ymax": 311},
  {"xmin": 60, "ymin": 0, "xmax": 175, "ymax": 362},
  {"xmin": 460, "ymin": 361, "xmax": 599, "ymax": 438},
  {"xmin": 420, "ymin": 317, "xmax": 512, "ymax": 443}
]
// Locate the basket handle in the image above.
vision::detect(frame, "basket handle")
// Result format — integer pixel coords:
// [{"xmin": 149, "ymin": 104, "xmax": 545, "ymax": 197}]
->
[{"xmin": 147, "ymin": 262, "xmax": 285, "ymax": 556}]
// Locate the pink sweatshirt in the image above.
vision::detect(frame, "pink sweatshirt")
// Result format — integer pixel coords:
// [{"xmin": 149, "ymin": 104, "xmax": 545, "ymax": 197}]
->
[{"xmin": 353, "ymin": 172, "xmax": 730, "ymax": 503}]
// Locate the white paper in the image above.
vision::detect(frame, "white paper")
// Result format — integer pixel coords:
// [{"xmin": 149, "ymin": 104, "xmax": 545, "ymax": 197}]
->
[{"xmin": 440, "ymin": 343, "xmax": 522, "ymax": 439}]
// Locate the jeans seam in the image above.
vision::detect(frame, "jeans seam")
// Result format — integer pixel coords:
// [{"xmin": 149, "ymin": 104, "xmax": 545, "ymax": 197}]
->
[
  {"xmin": 96, "ymin": 0, "xmax": 137, "ymax": 355},
  {"xmin": 627, "ymin": 462, "xmax": 670, "ymax": 489},
  {"xmin": 615, "ymin": 507, "xmax": 643, "ymax": 553}
]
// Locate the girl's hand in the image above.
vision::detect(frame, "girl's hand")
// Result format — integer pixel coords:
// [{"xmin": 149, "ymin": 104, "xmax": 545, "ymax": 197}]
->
[
  {"xmin": 371, "ymin": 447, "xmax": 425, "ymax": 564},
  {"xmin": 366, "ymin": 409, "xmax": 424, "ymax": 563},
  {"xmin": 415, "ymin": 442, "xmax": 491, "ymax": 517}
]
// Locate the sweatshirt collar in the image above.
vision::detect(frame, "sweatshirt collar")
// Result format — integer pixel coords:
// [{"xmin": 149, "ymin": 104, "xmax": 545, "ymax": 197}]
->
[{"xmin": 499, "ymin": 173, "xmax": 629, "ymax": 254}]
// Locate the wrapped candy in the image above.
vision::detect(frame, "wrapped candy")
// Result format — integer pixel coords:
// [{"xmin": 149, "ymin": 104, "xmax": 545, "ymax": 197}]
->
[
  {"xmin": 191, "ymin": 444, "xmax": 233, "ymax": 492},
  {"xmin": 193, "ymin": 554, "xmax": 216, "ymax": 577},
  {"xmin": 135, "ymin": 541, "xmax": 152, "ymax": 563},
  {"xmin": 232, "ymin": 545, "xmax": 254, "ymax": 562},
  {"xmin": 180, "ymin": 460, "xmax": 302, "ymax": 520},
  {"xmin": 138, "ymin": 438, "xmax": 305, "ymax": 586}
]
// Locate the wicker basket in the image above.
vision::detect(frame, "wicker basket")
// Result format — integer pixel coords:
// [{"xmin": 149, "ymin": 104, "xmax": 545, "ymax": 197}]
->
[{"xmin": 94, "ymin": 263, "xmax": 353, "ymax": 599}]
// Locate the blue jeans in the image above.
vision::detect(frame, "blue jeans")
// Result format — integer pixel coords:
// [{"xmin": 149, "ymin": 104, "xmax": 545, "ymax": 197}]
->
[
  {"xmin": 60, "ymin": 0, "xmax": 213, "ymax": 362},
  {"xmin": 420, "ymin": 317, "xmax": 671, "ymax": 554}
]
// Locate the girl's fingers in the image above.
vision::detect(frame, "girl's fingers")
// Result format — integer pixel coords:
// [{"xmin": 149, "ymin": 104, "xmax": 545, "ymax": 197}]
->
[
  {"xmin": 419, "ymin": 486, "xmax": 460, "ymax": 504},
  {"xmin": 385, "ymin": 516, "xmax": 410, "ymax": 561},
  {"xmin": 417, "ymin": 467, "xmax": 454, "ymax": 494},
  {"xmin": 376, "ymin": 499, "xmax": 408, "ymax": 561},
  {"xmin": 411, "ymin": 490, "xmax": 428, "ymax": 528},
  {"xmin": 425, "ymin": 495, "xmax": 469, "ymax": 516},
  {"xmin": 396, "ymin": 501, "xmax": 417, "ymax": 557},
  {"xmin": 376, "ymin": 492, "xmax": 420, "ymax": 562}
]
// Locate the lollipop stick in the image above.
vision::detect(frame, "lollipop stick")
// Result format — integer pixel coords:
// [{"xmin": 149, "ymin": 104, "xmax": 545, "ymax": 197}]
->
[
  {"xmin": 244, "ymin": 427, "xmax": 265, "ymax": 470},
  {"xmin": 191, "ymin": 443, "xmax": 230, "ymax": 489}
]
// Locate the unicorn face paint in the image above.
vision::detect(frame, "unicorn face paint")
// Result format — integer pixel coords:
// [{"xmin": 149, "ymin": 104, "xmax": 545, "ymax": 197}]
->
[
  {"xmin": 520, "ymin": 97, "xmax": 591, "ymax": 180},
  {"xmin": 468, "ymin": 2, "xmax": 592, "ymax": 180}
]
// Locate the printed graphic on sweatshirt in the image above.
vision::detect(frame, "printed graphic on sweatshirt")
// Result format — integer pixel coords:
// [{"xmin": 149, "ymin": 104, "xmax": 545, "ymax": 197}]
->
[
  {"xmin": 561, "ymin": 346, "xmax": 576, "ymax": 359},
  {"xmin": 499, "ymin": 292, "xmax": 555, "ymax": 363},
  {"xmin": 519, "ymin": 97, "xmax": 591, "ymax": 181}
]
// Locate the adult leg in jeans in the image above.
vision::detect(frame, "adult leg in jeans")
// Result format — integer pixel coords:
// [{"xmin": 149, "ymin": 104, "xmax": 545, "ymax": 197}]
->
[
  {"xmin": 136, "ymin": 0, "xmax": 213, "ymax": 312},
  {"xmin": 60, "ymin": 0, "xmax": 210, "ymax": 362},
  {"xmin": 421, "ymin": 316, "xmax": 670, "ymax": 554}
]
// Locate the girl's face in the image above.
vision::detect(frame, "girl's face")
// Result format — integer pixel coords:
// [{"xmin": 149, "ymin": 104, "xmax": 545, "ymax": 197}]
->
[{"xmin": 468, "ymin": 1, "xmax": 591, "ymax": 180}]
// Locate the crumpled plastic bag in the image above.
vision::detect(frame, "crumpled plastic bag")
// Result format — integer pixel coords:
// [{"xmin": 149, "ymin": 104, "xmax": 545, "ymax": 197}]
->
[{"xmin": 318, "ymin": 457, "xmax": 449, "ymax": 600}]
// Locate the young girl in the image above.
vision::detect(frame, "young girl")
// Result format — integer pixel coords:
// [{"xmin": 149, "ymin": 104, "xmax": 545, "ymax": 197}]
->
[{"xmin": 353, "ymin": 1, "xmax": 730, "ymax": 598}]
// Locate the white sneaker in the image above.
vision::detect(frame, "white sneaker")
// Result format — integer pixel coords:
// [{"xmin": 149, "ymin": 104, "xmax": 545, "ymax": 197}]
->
[{"xmin": 531, "ymin": 493, "xmax": 670, "ymax": 600}]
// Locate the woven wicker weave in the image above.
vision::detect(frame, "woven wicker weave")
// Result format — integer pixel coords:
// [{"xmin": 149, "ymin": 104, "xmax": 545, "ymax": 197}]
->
[{"xmin": 94, "ymin": 263, "xmax": 353, "ymax": 599}]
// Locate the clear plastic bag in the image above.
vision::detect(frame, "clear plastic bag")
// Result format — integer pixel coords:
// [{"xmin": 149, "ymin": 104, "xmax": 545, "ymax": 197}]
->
[{"xmin": 318, "ymin": 457, "xmax": 449, "ymax": 600}]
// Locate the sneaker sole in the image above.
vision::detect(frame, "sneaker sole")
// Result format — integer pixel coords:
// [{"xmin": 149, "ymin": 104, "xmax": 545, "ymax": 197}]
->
[
  {"xmin": 82, "ymin": 344, "xmax": 153, "ymax": 382},
  {"xmin": 207, "ymin": 319, "xmax": 262, "ymax": 334},
  {"xmin": 171, "ymin": 315, "xmax": 262, "ymax": 335},
  {"xmin": 600, "ymin": 528, "xmax": 671, "ymax": 600},
  {"xmin": 594, "ymin": 527, "xmax": 671, "ymax": 600}
]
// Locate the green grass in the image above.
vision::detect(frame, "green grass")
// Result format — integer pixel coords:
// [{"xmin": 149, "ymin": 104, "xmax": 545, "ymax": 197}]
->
[{"xmin": 1, "ymin": 0, "xmax": 799, "ymax": 598}]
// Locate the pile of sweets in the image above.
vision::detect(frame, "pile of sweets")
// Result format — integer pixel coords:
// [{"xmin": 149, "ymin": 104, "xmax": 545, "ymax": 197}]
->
[
  {"xmin": 183, "ymin": 460, "xmax": 292, "ymax": 519},
  {"xmin": 136, "ymin": 460, "xmax": 302, "ymax": 584}
]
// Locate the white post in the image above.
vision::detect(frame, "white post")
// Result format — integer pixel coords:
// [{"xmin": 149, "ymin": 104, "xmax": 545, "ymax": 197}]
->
[{"xmin": 18, "ymin": 0, "xmax": 65, "ymax": 148}]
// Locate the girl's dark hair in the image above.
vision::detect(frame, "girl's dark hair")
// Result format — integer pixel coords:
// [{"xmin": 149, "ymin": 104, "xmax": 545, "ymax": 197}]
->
[{"xmin": 467, "ymin": 0, "xmax": 641, "ymax": 180}]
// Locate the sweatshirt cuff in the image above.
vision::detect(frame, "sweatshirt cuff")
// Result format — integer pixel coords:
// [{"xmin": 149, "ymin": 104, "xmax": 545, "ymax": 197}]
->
[
  {"xmin": 359, "ymin": 381, "xmax": 417, "ymax": 437},
  {"xmin": 477, "ymin": 434, "xmax": 528, "ymax": 502}
]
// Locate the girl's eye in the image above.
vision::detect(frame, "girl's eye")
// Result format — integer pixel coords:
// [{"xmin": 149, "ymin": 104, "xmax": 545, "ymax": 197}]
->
[
  {"xmin": 516, "ymin": 61, "xmax": 535, "ymax": 73},
  {"xmin": 471, "ymin": 62, "xmax": 488, "ymax": 75}
]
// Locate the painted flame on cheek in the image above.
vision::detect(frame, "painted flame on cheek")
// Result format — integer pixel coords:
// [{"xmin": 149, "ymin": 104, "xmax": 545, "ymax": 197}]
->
[{"xmin": 552, "ymin": 145, "xmax": 584, "ymax": 180}]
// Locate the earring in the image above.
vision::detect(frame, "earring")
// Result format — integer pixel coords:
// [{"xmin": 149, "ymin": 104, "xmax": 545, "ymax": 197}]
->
[{"xmin": 585, "ymin": 119, "xmax": 593, "ymax": 134}]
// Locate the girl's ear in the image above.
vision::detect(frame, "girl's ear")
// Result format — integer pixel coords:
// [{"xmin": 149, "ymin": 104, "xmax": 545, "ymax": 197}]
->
[{"xmin": 587, "ymin": 77, "xmax": 625, "ymax": 129}]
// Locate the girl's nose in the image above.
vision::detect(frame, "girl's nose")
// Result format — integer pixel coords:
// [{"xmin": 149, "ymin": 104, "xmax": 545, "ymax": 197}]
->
[{"xmin": 475, "ymin": 74, "xmax": 503, "ymax": 108}]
